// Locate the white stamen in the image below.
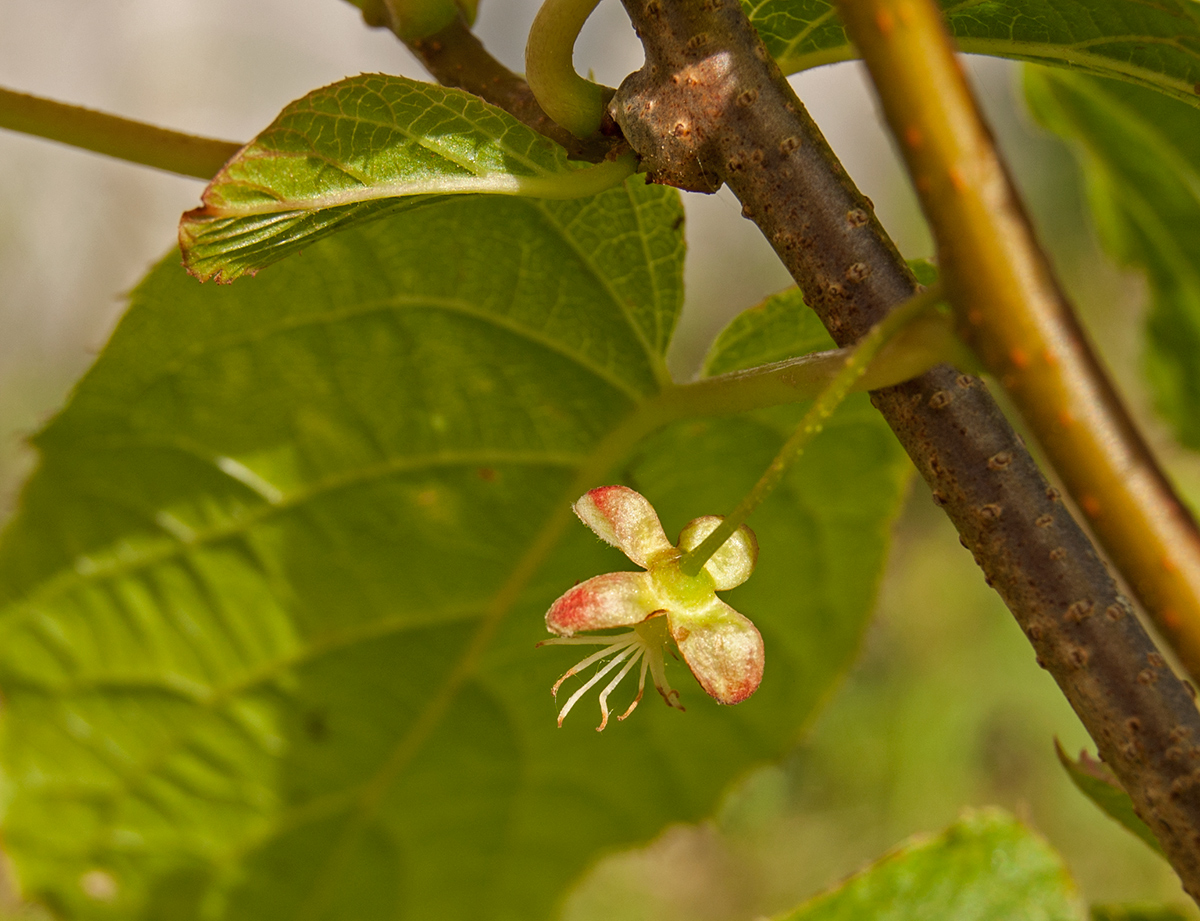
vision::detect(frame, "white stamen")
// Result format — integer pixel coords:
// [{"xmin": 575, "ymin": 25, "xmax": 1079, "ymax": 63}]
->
[
  {"xmin": 538, "ymin": 636, "xmax": 631, "ymax": 646},
  {"xmin": 648, "ymin": 645, "xmax": 684, "ymax": 711},
  {"xmin": 596, "ymin": 651, "xmax": 643, "ymax": 731},
  {"xmin": 550, "ymin": 634, "xmax": 639, "ymax": 698},
  {"xmin": 618, "ymin": 657, "xmax": 651, "ymax": 721},
  {"xmin": 557, "ymin": 648, "xmax": 635, "ymax": 727}
]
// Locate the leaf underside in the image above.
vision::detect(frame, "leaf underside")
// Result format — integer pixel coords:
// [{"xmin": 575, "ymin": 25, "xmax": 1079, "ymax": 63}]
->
[
  {"xmin": 776, "ymin": 809, "xmax": 1086, "ymax": 921},
  {"xmin": 1024, "ymin": 68, "xmax": 1200, "ymax": 450},
  {"xmin": 0, "ymin": 179, "xmax": 909, "ymax": 921},
  {"xmin": 179, "ymin": 74, "xmax": 629, "ymax": 284},
  {"xmin": 745, "ymin": 0, "xmax": 1200, "ymax": 112}
]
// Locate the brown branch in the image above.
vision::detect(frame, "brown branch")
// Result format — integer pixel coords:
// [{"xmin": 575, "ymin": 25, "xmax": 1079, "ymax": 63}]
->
[
  {"xmin": 612, "ymin": 0, "xmax": 1200, "ymax": 900},
  {"xmin": 403, "ymin": 18, "xmax": 621, "ymax": 163},
  {"xmin": 835, "ymin": 0, "xmax": 1200, "ymax": 690}
]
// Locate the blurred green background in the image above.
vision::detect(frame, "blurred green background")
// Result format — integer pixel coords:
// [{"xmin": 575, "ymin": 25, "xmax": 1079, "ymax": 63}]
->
[{"xmin": 1, "ymin": 1, "xmax": 1196, "ymax": 917}]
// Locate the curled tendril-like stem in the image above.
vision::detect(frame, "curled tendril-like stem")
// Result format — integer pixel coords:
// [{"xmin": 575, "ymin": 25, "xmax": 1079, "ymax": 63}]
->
[{"xmin": 525, "ymin": 0, "xmax": 613, "ymax": 138}]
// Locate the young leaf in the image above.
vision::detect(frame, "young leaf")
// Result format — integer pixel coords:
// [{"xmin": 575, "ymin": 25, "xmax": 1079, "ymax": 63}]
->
[
  {"xmin": 0, "ymin": 182, "xmax": 909, "ymax": 921},
  {"xmin": 701, "ymin": 260, "xmax": 937, "ymax": 376},
  {"xmin": 179, "ymin": 73, "xmax": 633, "ymax": 283},
  {"xmin": 775, "ymin": 809, "xmax": 1087, "ymax": 920},
  {"xmin": 745, "ymin": 0, "xmax": 1200, "ymax": 110},
  {"xmin": 1024, "ymin": 69, "xmax": 1200, "ymax": 449},
  {"xmin": 1054, "ymin": 739, "xmax": 1165, "ymax": 857}
]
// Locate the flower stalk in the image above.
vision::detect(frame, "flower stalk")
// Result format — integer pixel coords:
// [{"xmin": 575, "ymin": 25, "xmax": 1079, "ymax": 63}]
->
[{"xmin": 680, "ymin": 282, "xmax": 945, "ymax": 577}]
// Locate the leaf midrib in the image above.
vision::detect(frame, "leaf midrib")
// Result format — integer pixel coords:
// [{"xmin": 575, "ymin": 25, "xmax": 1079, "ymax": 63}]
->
[{"xmin": 526, "ymin": 200, "xmax": 672, "ymax": 388}]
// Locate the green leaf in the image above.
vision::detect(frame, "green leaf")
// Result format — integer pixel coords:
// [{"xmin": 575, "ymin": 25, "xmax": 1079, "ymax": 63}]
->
[
  {"xmin": 744, "ymin": 0, "xmax": 1200, "ymax": 111},
  {"xmin": 0, "ymin": 182, "xmax": 909, "ymax": 920},
  {"xmin": 703, "ymin": 287, "xmax": 835, "ymax": 376},
  {"xmin": 775, "ymin": 808, "xmax": 1087, "ymax": 921},
  {"xmin": 1024, "ymin": 68, "xmax": 1200, "ymax": 449},
  {"xmin": 701, "ymin": 260, "xmax": 937, "ymax": 377},
  {"xmin": 179, "ymin": 74, "xmax": 633, "ymax": 283},
  {"xmin": 1054, "ymin": 740, "xmax": 1165, "ymax": 857}
]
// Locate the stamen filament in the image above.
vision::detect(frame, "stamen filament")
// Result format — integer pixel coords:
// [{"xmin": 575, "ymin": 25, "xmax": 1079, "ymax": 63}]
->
[
  {"xmin": 539, "ymin": 635, "xmax": 637, "ymax": 646},
  {"xmin": 596, "ymin": 651, "xmax": 644, "ymax": 731},
  {"xmin": 618, "ymin": 657, "xmax": 651, "ymax": 721},
  {"xmin": 557, "ymin": 648, "xmax": 635, "ymax": 726},
  {"xmin": 549, "ymin": 634, "xmax": 639, "ymax": 697},
  {"xmin": 679, "ymin": 282, "xmax": 945, "ymax": 577},
  {"xmin": 647, "ymin": 644, "xmax": 683, "ymax": 711}
]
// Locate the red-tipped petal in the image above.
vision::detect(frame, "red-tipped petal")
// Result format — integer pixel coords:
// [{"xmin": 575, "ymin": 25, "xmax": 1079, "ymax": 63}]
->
[
  {"xmin": 677, "ymin": 516, "xmax": 758, "ymax": 590},
  {"xmin": 574, "ymin": 486, "xmax": 674, "ymax": 568},
  {"xmin": 670, "ymin": 599, "xmax": 764, "ymax": 704},
  {"xmin": 545, "ymin": 571, "xmax": 659, "ymax": 636}
]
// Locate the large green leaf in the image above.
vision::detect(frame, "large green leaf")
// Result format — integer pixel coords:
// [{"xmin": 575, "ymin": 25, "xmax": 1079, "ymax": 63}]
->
[
  {"xmin": 1024, "ymin": 69, "xmax": 1200, "ymax": 449},
  {"xmin": 744, "ymin": 0, "xmax": 1200, "ymax": 111},
  {"xmin": 0, "ymin": 180, "xmax": 909, "ymax": 921},
  {"xmin": 179, "ymin": 74, "xmax": 633, "ymax": 283},
  {"xmin": 775, "ymin": 809, "xmax": 1086, "ymax": 921}
]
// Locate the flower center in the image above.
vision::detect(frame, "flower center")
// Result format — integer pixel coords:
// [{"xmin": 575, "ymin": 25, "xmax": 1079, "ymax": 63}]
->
[{"xmin": 649, "ymin": 559, "xmax": 717, "ymax": 608}]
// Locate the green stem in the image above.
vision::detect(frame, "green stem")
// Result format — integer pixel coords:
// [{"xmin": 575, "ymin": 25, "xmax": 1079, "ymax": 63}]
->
[
  {"xmin": 405, "ymin": 18, "xmax": 619, "ymax": 162},
  {"xmin": 679, "ymin": 283, "xmax": 945, "ymax": 577},
  {"xmin": 662, "ymin": 300, "xmax": 963, "ymax": 420},
  {"xmin": 0, "ymin": 86, "xmax": 241, "ymax": 179},
  {"xmin": 525, "ymin": 0, "xmax": 611, "ymax": 138}
]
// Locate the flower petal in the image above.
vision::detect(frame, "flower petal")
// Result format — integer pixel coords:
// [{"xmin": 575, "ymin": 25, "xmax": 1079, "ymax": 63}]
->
[
  {"xmin": 669, "ymin": 598, "xmax": 764, "ymax": 704},
  {"xmin": 545, "ymin": 571, "xmax": 660, "ymax": 636},
  {"xmin": 574, "ymin": 486, "xmax": 674, "ymax": 568},
  {"xmin": 677, "ymin": 516, "xmax": 758, "ymax": 590}
]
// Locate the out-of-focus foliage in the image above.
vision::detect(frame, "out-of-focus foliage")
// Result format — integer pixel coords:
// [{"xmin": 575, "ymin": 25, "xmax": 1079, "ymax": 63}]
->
[
  {"xmin": 1024, "ymin": 69, "xmax": 1200, "ymax": 450},
  {"xmin": 1091, "ymin": 904, "xmax": 1192, "ymax": 921},
  {"xmin": 776, "ymin": 809, "xmax": 1086, "ymax": 921}
]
